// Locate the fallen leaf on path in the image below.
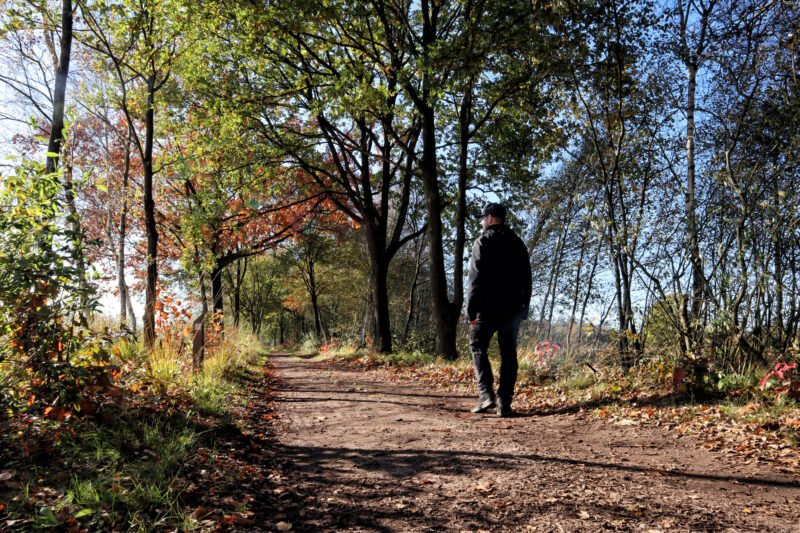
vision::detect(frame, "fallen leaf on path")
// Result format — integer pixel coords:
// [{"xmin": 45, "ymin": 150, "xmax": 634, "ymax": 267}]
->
[
  {"xmin": 783, "ymin": 417, "xmax": 800, "ymax": 429},
  {"xmin": 276, "ymin": 521, "xmax": 292, "ymax": 531},
  {"xmin": 473, "ymin": 481, "xmax": 492, "ymax": 492},
  {"xmin": 741, "ymin": 508, "xmax": 753, "ymax": 514}
]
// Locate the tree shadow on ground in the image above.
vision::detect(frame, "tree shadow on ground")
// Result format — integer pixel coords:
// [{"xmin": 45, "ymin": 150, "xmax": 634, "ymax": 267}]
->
[{"xmin": 268, "ymin": 441, "xmax": 796, "ymax": 532}]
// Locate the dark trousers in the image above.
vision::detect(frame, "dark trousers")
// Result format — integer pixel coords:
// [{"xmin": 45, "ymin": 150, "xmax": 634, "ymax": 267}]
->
[{"xmin": 469, "ymin": 311, "xmax": 524, "ymax": 406}]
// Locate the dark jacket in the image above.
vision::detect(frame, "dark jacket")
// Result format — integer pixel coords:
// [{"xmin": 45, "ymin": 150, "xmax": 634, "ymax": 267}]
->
[{"xmin": 465, "ymin": 223, "xmax": 532, "ymax": 322}]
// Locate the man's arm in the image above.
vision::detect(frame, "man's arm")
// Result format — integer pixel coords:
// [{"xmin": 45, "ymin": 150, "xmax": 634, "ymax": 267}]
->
[
  {"xmin": 520, "ymin": 238, "xmax": 532, "ymax": 320},
  {"xmin": 465, "ymin": 238, "xmax": 485, "ymax": 324}
]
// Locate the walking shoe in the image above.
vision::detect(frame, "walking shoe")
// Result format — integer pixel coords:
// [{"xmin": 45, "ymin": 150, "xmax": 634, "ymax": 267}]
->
[
  {"xmin": 496, "ymin": 400, "xmax": 514, "ymax": 418},
  {"xmin": 470, "ymin": 397, "xmax": 496, "ymax": 413}
]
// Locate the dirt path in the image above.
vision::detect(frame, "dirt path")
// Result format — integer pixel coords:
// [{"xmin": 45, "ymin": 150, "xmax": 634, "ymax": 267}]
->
[{"xmin": 265, "ymin": 353, "xmax": 800, "ymax": 532}]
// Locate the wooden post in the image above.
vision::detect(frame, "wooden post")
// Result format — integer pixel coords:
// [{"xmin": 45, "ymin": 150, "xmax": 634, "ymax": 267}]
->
[{"xmin": 192, "ymin": 314, "xmax": 205, "ymax": 372}]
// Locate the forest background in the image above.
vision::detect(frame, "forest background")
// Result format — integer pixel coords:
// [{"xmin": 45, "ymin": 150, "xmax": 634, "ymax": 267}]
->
[{"xmin": 1, "ymin": 0, "xmax": 799, "ymax": 416}]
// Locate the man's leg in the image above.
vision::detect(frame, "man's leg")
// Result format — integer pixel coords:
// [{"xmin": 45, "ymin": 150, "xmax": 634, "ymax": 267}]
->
[
  {"xmin": 496, "ymin": 312, "xmax": 523, "ymax": 411},
  {"xmin": 470, "ymin": 317, "xmax": 497, "ymax": 407}
]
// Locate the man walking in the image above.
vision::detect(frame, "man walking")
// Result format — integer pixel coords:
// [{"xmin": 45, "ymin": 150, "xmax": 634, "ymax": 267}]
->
[{"xmin": 466, "ymin": 203, "xmax": 532, "ymax": 417}]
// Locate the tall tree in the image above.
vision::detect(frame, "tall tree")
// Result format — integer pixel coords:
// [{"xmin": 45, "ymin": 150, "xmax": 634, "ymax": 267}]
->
[
  {"xmin": 194, "ymin": 0, "xmax": 427, "ymax": 353},
  {"xmin": 81, "ymin": 0, "xmax": 187, "ymax": 350},
  {"xmin": 669, "ymin": 0, "xmax": 718, "ymax": 355}
]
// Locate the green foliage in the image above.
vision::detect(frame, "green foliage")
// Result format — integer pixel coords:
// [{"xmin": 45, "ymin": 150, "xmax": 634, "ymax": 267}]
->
[
  {"xmin": 642, "ymin": 294, "xmax": 685, "ymax": 353},
  {"xmin": 706, "ymin": 369, "xmax": 760, "ymax": 393},
  {"xmin": 299, "ymin": 331, "xmax": 322, "ymax": 354},
  {"xmin": 565, "ymin": 371, "xmax": 598, "ymax": 391},
  {"xmin": 376, "ymin": 349, "xmax": 440, "ymax": 368},
  {"xmin": 0, "ymin": 158, "xmax": 107, "ymax": 410}
]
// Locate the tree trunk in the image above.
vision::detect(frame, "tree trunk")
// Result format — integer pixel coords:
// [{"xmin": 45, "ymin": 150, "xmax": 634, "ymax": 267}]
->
[
  {"xmin": 402, "ymin": 244, "xmax": 424, "ymax": 345},
  {"xmin": 775, "ymin": 236, "xmax": 785, "ymax": 348},
  {"xmin": 45, "ymin": 0, "xmax": 72, "ymax": 175},
  {"xmin": 301, "ymin": 257, "xmax": 327, "ymax": 343},
  {"xmin": 361, "ymin": 274, "xmax": 372, "ymax": 346},
  {"xmin": 124, "ymin": 283, "xmax": 136, "ymax": 331},
  {"xmin": 211, "ymin": 265, "xmax": 224, "ymax": 317},
  {"xmin": 199, "ymin": 270, "xmax": 209, "ymax": 317},
  {"xmin": 235, "ymin": 258, "xmax": 247, "ymax": 329},
  {"xmin": 118, "ymin": 136, "xmax": 131, "ymax": 328},
  {"xmin": 567, "ymin": 223, "xmax": 590, "ymax": 353},
  {"xmin": 539, "ymin": 201, "xmax": 572, "ymax": 332},
  {"xmin": 142, "ymin": 73, "xmax": 158, "ymax": 352},
  {"xmin": 311, "ymin": 292, "xmax": 322, "ymax": 339},
  {"xmin": 62, "ymin": 163, "xmax": 89, "ymax": 311},
  {"xmin": 546, "ymin": 220, "xmax": 570, "ymax": 339},
  {"xmin": 419, "ymin": 104, "xmax": 458, "ymax": 359},
  {"xmin": 452, "ymin": 77, "xmax": 472, "ymax": 340},
  {"xmin": 578, "ymin": 237, "xmax": 602, "ymax": 343},
  {"xmin": 363, "ymin": 223, "xmax": 393, "ymax": 353},
  {"xmin": 233, "ymin": 280, "xmax": 241, "ymax": 329},
  {"xmin": 279, "ymin": 310, "xmax": 285, "ymax": 345},
  {"xmin": 224, "ymin": 258, "xmax": 246, "ymax": 330},
  {"xmin": 685, "ymin": 61, "xmax": 704, "ymax": 348}
]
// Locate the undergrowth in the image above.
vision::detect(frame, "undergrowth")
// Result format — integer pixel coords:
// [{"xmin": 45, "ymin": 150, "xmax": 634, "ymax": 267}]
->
[{"xmin": 0, "ymin": 327, "xmax": 263, "ymax": 531}]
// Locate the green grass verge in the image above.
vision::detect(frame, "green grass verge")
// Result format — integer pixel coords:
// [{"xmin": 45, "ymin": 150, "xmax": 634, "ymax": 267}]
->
[{"xmin": 0, "ymin": 331, "xmax": 264, "ymax": 531}]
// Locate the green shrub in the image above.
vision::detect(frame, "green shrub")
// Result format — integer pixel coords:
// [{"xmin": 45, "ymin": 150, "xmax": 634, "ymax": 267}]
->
[{"xmin": 0, "ymin": 158, "xmax": 109, "ymax": 411}]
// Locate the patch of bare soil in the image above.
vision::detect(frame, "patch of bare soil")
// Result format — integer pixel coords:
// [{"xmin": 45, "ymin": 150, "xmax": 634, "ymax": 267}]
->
[{"xmin": 265, "ymin": 353, "xmax": 800, "ymax": 532}]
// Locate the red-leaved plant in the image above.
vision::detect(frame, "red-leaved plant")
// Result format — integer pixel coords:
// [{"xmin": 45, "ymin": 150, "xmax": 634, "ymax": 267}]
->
[{"xmin": 759, "ymin": 362, "xmax": 800, "ymax": 398}]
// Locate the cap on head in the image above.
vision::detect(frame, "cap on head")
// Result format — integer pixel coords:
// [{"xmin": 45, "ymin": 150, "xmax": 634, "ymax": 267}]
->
[{"xmin": 480, "ymin": 202, "xmax": 507, "ymax": 221}]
